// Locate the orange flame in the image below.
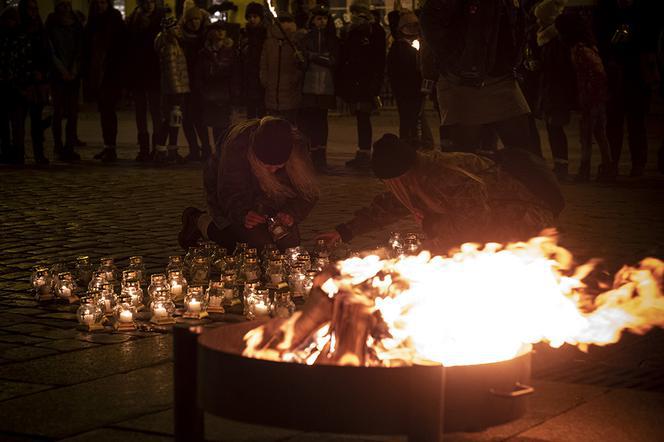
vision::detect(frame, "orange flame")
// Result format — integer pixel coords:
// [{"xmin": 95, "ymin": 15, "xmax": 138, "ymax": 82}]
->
[{"xmin": 244, "ymin": 235, "xmax": 663, "ymax": 367}]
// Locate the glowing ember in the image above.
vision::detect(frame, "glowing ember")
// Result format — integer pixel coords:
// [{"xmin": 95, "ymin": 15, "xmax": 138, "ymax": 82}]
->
[{"xmin": 243, "ymin": 234, "xmax": 663, "ymax": 367}]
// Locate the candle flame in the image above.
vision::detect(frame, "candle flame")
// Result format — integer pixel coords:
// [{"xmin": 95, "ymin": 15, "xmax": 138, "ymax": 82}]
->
[{"xmin": 411, "ymin": 39, "xmax": 420, "ymax": 51}]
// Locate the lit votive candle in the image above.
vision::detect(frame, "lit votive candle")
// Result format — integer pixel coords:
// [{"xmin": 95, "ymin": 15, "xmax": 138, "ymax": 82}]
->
[
  {"xmin": 119, "ymin": 310, "xmax": 133, "ymax": 323},
  {"xmin": 83, "ymin": 313, "xmax": 95, "ymax": 325},
  {"xmin": 254, "ymin": 302, "xmax": 269, "ymax": 317},
  {"xmin": 188, "ymin": 299, "xmax": 201, "ymax": 313},
  {"xmin": 60, "ymin": 286, "xmax": 71, "ymax": 298},
  {"xmin": 153, "ymin": 306, "xmax": 167, "ymax": 318},
  {"xmin": 171, "ymin": 283, "xmax": 182, "ymax": 298}
]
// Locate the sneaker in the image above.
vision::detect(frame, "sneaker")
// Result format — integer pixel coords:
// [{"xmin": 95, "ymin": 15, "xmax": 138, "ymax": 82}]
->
[
  {"xmin": 345, "ymin": 151, "xmax": 371, "ymax": 169},
  {"xmin": 178, "ymin": 207, "xmax": 204, "ymax": 249},
  {"xmin": 94, "ymin": 147, "xmax": 117, "ymax": 162}
]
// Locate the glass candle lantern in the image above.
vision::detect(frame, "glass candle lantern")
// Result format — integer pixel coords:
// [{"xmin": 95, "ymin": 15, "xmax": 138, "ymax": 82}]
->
[
  {"xmin": 210, "ymin": 247, "xmax": 227, "ymax": 278},
  {"xmin": 242, "ymin": 257, "xmax": 261, "ymax": 283},
  {"xmin": 121, "ymin": 279, "xmax": 144, "ymax": 310},
  {"xmin": 221, "ymin": 271, "xmax": 241, "ymax": 308},
  {"xmin": 31, "ymin": 266, "xmax": 54, "ymax": 301},
  {"xmin": 113, "ymin": 296, "xmax": 137, "ymax": 331},
  {"xmin": 184, "ymin": 246, "xmax": 203, "ymax": 271},
  {"xmin": 388, "ymin": 232, "xmax": 404, "ymax": 257},
  {"xmin": 288, "ymin": 265, "xmax": 307, "ymax": 300},
  {"xmin": 147, "ymin": 273, "xmax": 171, "ymax": 304},
  {"xmin": 267, "ymin": 259, "xmax": 285, "ymax": 285},
  {"xmin": 207, "ymin": 281, "xmax": 226, "ymax": 313},
  {"xmin": 244, "ymin": 288, "xmax": 271, "ymax": 320},
  {"xmin": 97, "ymin": 283, "xmax": 117, "ymax": 316},
  {"xmin": 223, "ymin": 255, "xmax": 239, "ymax": 276},
  {"xmin": 272, "ymin": 291, "xmax": 295, "ymax": 319},
  {"xmin": 296, "ymin": 254, "xmax": 312, "ymax": 271},
  {"xmin": 55, "ymin": 272, "xmax": 78, "ymax": 303},
  {"xmin": 404, "ymin": 233, "xmax": 421, "ymax": 255},
  {"xmin": 166, "ymin": 255, "xmax": 184, "ymax": 274},
  {"xmin": 75, "ymin": 255, "xmax": 93, "ymax": 287},
  {"xmin": 128, "ymin": 256, "xmax": 146, "ymax": 285},
  {"xmin": 189, "ymin": 256, "xmax": 210, "ymax": 286},
  {"xmin": 122, "ymin": 270, "xmax": 139, "ymax": 287},
  {"xmin": 88, "ymin": 270, "xmax": 108, "ymax": 292},
  {"xmin": 149, "ymin": 296, "xmax": 176, "ymax": 325},
  {"xmin": 168, "ymin": 270, "xmax": 188, "ymax": 303},
  {"xmin": 233, "ymin": 242, "xmax": 248, "ymax": 258},
  {"xmin": 77, "ymin": 295, "xmax": 104, "ymax": 331},
  {"xmin": 313, "ymin": 238, "xmax": 330, "ymax": 259},
  {"xmin": 261, "ymin": 243, "xmax": 278, "ymax": 264},
  {"xmin": 304, "ymin": 271, "xmax": 316, "ymax": 299},
  {"xmin": 183, "ymin": 286, "xmax": 209, "ymax": 319},
  {"xmin": 98, "ymin": 257, "xmax": 118, "ymax": 285},
  {"xmin": 284, "ymin": 247, "xmax": 303, "ymax": 268}
]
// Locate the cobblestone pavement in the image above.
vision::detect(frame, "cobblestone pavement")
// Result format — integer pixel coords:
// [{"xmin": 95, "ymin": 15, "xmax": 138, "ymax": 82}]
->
[{"xmin": 0, "ymin": 107, "xmax": 663, "ymax": 441}]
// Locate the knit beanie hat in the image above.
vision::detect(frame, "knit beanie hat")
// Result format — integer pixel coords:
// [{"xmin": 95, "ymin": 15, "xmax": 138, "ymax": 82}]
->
[
  {"xmin": 371, "ymin": 134, "xmax": 417, "ymax": 179},
  {"xmin": 398, "ymin": 10, "xmax": 419, "ymax": 36},
  {"xmin": 253, "ymin": 118, "xmax": 294, "ymax": 165},
  {"xmin": 534, "ymin": 0, "xmax": 567, "ymax": 27},
  {"xmin": 244, "ymin": 1, "xmax": 263, "ymax": 19},
  {"xmin": 350, "ymin": 0, "xmax": 371, "ymax": 17}
]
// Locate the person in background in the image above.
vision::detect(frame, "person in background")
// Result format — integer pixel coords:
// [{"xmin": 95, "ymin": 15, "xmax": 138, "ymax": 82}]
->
[
  {"xmin": 195, "ymin": 21, "xmax": 239, "ymax": 151},
  {"xmin": 316, "ymin": 134, "xmax": 558, "ymax": 254},
  {"xmin": 535, "ymin": 0, "xmax": 576, "ymax": 180},
  {"xmin": 83, "ymin": 0, "xmax": 126, "ymax": 162},
  {"xmin": 595, "ymin": 0, "xmax": 661, "ymax": 178},
  {"xmin": 239, "ymin": 2, "xmax": 267, "ymax": 119},
  {"xmin": 45, "ymin": 0, "xmax": 84, "ymax": 161},
  {"xmin": 556, "ymin": 13, "xmax": 616, "ymax": 181},
  {"xmin": 178, "ymin": 117, "xmax": 319, "ymax": 250},
  {"xmin": 180, "ymin": 3, "xmax": 210, "ymax": 161},
  {"xmin": 0, "ymin": 6, "xmax": 46, "ymax": 165},
  {"xmin": 126, "ymin": 0, "xmax": 164, "ymax": 162},
  {"xmin": 421, "ymin": 0, "xmax": 541, "ymax": 156},
  {"xmin": 337, "ymin": 0, "xmax": 386, "ymax": 170},
  {"xmin": 260, "ymin": 12, "xmax": 304, "ymax": 124},
  {"xmin": 154, "ymin": 10, "xmax": 189, "ymax": 164},
  {"xmin": 299, "ymin": 4, "xmax": 338, "ymax": 171},
  {"xmin": 387, "ymin": 9, "xmax": 432, "ymax": 150}
]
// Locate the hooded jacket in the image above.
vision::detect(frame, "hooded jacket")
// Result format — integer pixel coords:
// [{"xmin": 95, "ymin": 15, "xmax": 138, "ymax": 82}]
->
[
  {"xmin": 259, "ymin": 23, "xmax": 304, "ymax": 111},
  {"xmin": 301, "ymin": 24, "xmax": 338, "ymax": 97},
  {"xmin": 155, "ymin": 27, "xmax": 190, "ymax": 95}
]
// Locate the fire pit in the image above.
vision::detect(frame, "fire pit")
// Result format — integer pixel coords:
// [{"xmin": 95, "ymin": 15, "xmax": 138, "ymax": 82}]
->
[{"xmin": 174, "ymin": 236, "xmax": 662, "ymax": 441}]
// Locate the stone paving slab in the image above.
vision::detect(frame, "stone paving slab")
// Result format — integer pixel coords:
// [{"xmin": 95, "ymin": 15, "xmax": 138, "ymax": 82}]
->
[
  {"xmin": 515, "ymin": 388, "xmax": 664, "ymax": 442},
  {"xmin": 0, "ymin": 334, "xmax": 171, "ymax": 385},
  {"xmin": 61, "ymin": 428, "xmax": 174, "ymax": 442},
  {"xmin": 0, "ymin": 379, "xmax": 52, "ymax": 402},
  {"xmin": 0, "ymin": 362, "xmax": 173, "ymax": 439}
]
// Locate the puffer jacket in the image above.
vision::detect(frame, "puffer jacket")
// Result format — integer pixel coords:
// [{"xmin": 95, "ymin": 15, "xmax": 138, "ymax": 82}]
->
[
  {"xmin": 301, "ymin": 27, "xmax": 338, "ymax": 97},
  {"xmin": 260, "ymin": 23, "xmax": 304, "ymax": 111},
  {"xmin": 195, "ymin": 37, "xmax": 239, "ymax": 103},
  {"xmin": 154, "ymin": 28, "xmax": 189, "ymax": 95},
  {"xmin": 239, "ymin": 25, "xmax": 267, "ymax": 102}
]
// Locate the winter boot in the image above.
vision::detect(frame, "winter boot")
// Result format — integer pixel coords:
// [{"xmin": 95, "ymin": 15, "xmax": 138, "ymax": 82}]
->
[
  {"xmin": 168, "ymin": 145, "xmax": 186, "ymax": 165},
  {"xmin": 597, "ymin": 162, "xmax": 618, "ymax": 182},
  {"xmin": 574, "ymin": 161, "xmax": 591, "ymax": 182},
  {"xmin": 345, "ymin": 150, "xmax": 371, "ymax": 170},
  {"xmin": 94, "ymin": 146, "xmax": 117, "ymax": 162},
  {"xmin": 59, "ymin": 145, "xmax": 81, "ymax": 162},
  {"xmin": 552, "ymin": 161, "xmax": 569, "ymax": 181},
  {"xmin": 153, "ymin": 145, "xmax": 168, "ymax": 164},
  {"xmin": 310, "ymin": 146, "xmax": 328, "ymax": 172}
]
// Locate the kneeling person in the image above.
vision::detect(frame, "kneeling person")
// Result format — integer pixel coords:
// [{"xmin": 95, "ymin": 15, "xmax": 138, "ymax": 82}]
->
[{"xmin": 179, "ymin": 117, "xmax": 319, "ymax": 250}]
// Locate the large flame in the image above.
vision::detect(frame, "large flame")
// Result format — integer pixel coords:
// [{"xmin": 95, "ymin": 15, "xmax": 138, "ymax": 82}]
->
[
  {"xmin": 267, "ymin": 0, "xmax": 277, "ymax": 18},
  {"xmin": 244, "ymin": 234, "xmax": 663, "ymax": 367}
]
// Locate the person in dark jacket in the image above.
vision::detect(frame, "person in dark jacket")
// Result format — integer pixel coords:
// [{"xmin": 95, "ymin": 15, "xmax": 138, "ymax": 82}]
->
[
  {"xmin": 126, "ymin": 0, "xmax": 164, "ymax": 162},
  {"xmin": 337, "ymin": 0, "xmax": 386, "ymax": 169},
  {"xmin": 180, "ymin": 4, "xmax": 210, "ymax": 160},
  {"xmin": 83, "ymin": 0, "xmax": 127, "ymax": 162},
  {"xmin": 178, "ymin": 117, "xmax": 320, "ymax": 250},
  {"xmin": 317, "ymin": 134, "xmax": 556, "ymax": 253},
  {"xmin": 45, "ymin": 0, "xmax": 84, "ymax": 161},
  {"xmin": 387, "ymin": 10, "xmax": 432, "ymax": 149},
  {"xmin": 535, "ymin": 0, "xmax": 576, "ymax": 179},
  {"xmin": 0, "ymin": 5, "xmax": 48, "ymax": 165},
  {"xmin": 299, "ymin": 4, "xmax": 338, "ymax": 171},
  {"xmin": 595, "ymin": 0, "xmax": 661, "ymax": 177},
  {"xmin": 195, "ymin": 21, "xmax": 239, "ymax": 150},
  {"xmin": 239, "ymin": 2, "xmax": 267, "ymax": 119},
  {"xmin": 420, "ymin": 0, "xmax": 540, "ymax": 156}
]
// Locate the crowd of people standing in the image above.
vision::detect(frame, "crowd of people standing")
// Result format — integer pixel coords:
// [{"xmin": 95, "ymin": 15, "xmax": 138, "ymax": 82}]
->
[{"xmin": 1, "ymin": 0, "xmax": 662, "ymax": 179}]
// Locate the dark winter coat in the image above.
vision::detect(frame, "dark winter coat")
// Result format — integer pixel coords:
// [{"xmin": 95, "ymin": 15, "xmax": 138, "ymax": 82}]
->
[
  {"xmin": 180, "ymin": 25, "xmax": 206, "ymax": 93},
  {"xmin": 337, "ymin": 19, "xmax": 386, "ymax": 102},
  {"xmin": 239, "ymin": 25, "xmax": 267, "ymax": 103},
  {"xmin": 125, "ymin": 6, "xmax": 163, "ymax": 90},
  {"xmin": 0, "ymin": 26, "xmax": 33, "ymax": 89},
  {"xmin": 154, "ymin": 28, "xmax": 190, "ymax": 95},
  {"xmin": 537, "ymin": 32, "xmax": 577, "ymax": 117},
  {"xmin": 45, "ymin": 10, "xmax": 84, "ymax": 81},
  {"xmin": 82, "ymin": 8, "xmax": 127, "ymax": 96},
  {"xmin": 301, "ymin": 27, "xmax": 338, "ymax": 102},
  {"xmin": 387, "ymin": 38, "xmax": 421, "ymax": 101},
  {"xmin": 195, "ymin": 38, "xmax": 240, "ymax": 125},
  {"xmin": 420, "ymin": 0, "xmax": 523, "ymax": 80},
  {"xmin": 206, "ymin": 121, "xmax": 317, "ymax": 230},
  {"xmin": 260, "ymin": 24, "xmax": 304, "ymax": 111}
]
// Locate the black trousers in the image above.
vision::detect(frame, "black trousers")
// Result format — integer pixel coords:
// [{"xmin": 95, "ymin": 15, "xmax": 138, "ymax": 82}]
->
[
  {"xmin": 97, "ymin": 85, "xmax": 120, "ymax": 146},
  {"xmin": 207, "ymin": 222, "xmax": 301, "ymax": 251},
  {"xmin": 246, "ymin": 98, "xmax": 266, "ymax": 120},
  {"xmin": 446, "ymin": 114, "xmax": 542, "ymax": 156},
  {"xmin": 356, "ymin": 110, "xmax": 372, "ymax": 151},
  {"xmin": 3, "ymin": 88, "xmax": 45, "ymax": 161},
  {"xmin": 133, "ymin": 86, "xmax": 162, "ymax": 151},
  {"xmin": 299, "ymin": 107, "xmax": 329, "ymax": 147},
  {"xmin": 183, "ymin": 93, "xmax": 210, "ymax": 154},
  {"xmin": 51, "ymin": 79, "xmax": 80, "ymax": 150}
]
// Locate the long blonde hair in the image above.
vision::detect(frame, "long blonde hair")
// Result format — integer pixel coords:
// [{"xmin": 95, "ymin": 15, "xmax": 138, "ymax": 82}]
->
[{"xmin": 223, "ymin": 117, "xmax": 319, "ymax": 206}]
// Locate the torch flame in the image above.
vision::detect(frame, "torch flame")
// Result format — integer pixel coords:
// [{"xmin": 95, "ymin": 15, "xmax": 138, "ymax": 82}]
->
[
  {"xmin": 244, "ymin": 234, "xmax": 664, "ymax": 367},
  {"xmin": 267, "ymin": 0, "xmax": 277, "ymax": 18},
  {"xmin": 411, "ymin": 39, "xmax": 420, "ymax": 51}
]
